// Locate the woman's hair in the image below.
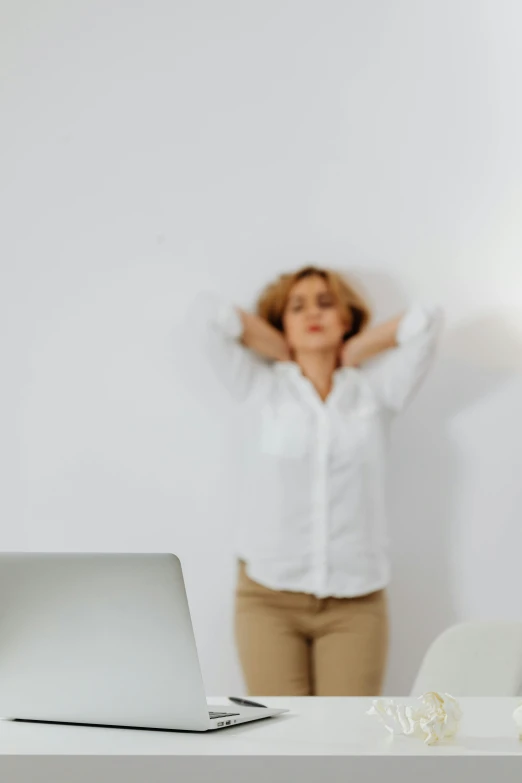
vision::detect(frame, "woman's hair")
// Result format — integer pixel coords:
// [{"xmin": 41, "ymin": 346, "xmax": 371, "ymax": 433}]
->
[{"xmin": 256, "ymin": 265, "xmax": 372, "ymax": 340}]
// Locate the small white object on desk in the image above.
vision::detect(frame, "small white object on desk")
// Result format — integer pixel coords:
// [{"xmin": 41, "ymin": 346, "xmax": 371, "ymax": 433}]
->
[{"xmin": 367, "ymin": 692, "xmax": 462, "ymax": 745}]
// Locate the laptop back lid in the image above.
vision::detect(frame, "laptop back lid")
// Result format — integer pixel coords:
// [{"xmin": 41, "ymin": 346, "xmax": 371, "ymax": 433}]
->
[{"xmin": 0, "ymin": 553, "xmax": 210, "ymax": 730}]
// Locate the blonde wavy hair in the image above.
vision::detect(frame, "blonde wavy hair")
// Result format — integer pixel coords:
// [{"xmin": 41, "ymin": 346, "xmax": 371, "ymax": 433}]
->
[{"xmin": 256, "ymin": 265, "xmax": 372, "ymax": 341}]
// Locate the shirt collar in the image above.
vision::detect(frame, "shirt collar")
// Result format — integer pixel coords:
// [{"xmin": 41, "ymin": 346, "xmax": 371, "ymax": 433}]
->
[
  {"xmin": 274, "ymin": 361, "xmax": 356, "ymax": 407},
  {"xmin": 274, "ymin": 361, "xmax": 354, "ymax": 379}
]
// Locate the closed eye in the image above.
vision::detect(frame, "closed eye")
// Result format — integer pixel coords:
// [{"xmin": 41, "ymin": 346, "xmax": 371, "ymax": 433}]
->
[
  {"xmin": 288, "ymin": 298, "xmax": 304, "ymax": 312},
  {"xmin": 317, "ymin": 294, "xmax": 335, "ymax": 308}
]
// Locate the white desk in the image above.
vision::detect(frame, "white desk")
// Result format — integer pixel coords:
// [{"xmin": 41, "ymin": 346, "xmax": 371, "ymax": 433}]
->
[{"xmin": 0, "ymin": 697, "xmax": 521, "ymax": 783}]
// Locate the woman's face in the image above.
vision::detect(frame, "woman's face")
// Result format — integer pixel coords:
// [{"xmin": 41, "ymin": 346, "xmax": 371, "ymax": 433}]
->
[{"xmin": 282, "ymin": 275, "xmax": 350, "ymax": 355}]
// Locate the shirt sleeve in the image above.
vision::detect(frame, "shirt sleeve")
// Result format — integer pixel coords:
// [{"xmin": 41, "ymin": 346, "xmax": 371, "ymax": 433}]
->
[
  {"xmin": 184, "ymin": 291, "xmax": 273, "ymax": 403},
  {"xmin": 360, "ymin": 305, "xmax": 443, "ymax": 413}
]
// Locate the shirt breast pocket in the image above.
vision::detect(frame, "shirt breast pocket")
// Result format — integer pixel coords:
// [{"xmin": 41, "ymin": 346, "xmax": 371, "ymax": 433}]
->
[
  {"xmin": 260, "ymin": 403, "xmax": 309, "ymax": 459},
  {"xmin": 334, "ymin": 400, "xmax": 381, "ymax": 459}
]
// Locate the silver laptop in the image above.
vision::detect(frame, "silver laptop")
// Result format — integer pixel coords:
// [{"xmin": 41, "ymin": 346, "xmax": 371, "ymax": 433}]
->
[{"xmin": 0, "ymin": 553, "xmax": 287, "ymax": 731}]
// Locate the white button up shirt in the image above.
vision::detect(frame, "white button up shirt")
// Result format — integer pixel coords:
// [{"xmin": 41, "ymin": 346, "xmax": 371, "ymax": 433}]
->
[{"xmin": 192, "ymin": 294, "xmax": 443, "ymax": 599}]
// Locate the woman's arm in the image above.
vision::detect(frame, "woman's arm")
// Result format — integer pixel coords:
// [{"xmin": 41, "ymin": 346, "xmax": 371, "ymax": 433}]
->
[
  {"xmin": 184, "ymin": 293, "xmax": 283, "ymax": 403},
  {"xmin": 342, "ymin": 306, "xmax": 443, "ymax": 412},
  {"xmin": 238, "ymin": 310, "xmax": 291, "ymax": 363},
  {"xmin": 340, "ymin": 315, "xmax": 403, "ymax": 368}
]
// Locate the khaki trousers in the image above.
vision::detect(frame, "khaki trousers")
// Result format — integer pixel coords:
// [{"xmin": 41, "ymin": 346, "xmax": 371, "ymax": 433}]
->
[{"xmin": 234, "ymin": 561, "xmax": 388, "ymax": 696}]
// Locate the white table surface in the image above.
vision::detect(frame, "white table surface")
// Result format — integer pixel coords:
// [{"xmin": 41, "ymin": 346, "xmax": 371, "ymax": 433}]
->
[
  {"xmin": 1, "ymin": 697, "xmax": 520, "ymax": 783},
  {"xmin": 0, "ymin": 696, "xmax": 520, "ymax": 755}
]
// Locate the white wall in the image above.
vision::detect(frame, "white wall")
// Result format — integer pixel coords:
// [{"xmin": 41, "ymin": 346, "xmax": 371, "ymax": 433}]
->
[{"xmin": 1, "ymin": 0, "xmax": 522, "ymax": 695}]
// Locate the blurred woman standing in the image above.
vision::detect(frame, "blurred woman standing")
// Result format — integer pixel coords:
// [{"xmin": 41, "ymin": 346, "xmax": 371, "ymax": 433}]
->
[{"xmin": 192, "ymin": 265, "xmax": 442, "ymax": 695}]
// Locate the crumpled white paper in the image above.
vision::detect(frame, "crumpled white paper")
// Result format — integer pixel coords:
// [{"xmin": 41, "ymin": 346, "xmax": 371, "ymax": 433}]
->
[
  {"xmin": 367, "ymin": 692, "xmax": 462, "ymax": 745},
  {"xmin": 514, "ymin": 703, "xmax": 522, "ymax": 740}
]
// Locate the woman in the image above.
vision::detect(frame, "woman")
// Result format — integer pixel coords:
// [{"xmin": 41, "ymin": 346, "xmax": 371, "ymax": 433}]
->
[{"xmin": 192, "ymin": 265, "xmax": 442, "ymax": 696}]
